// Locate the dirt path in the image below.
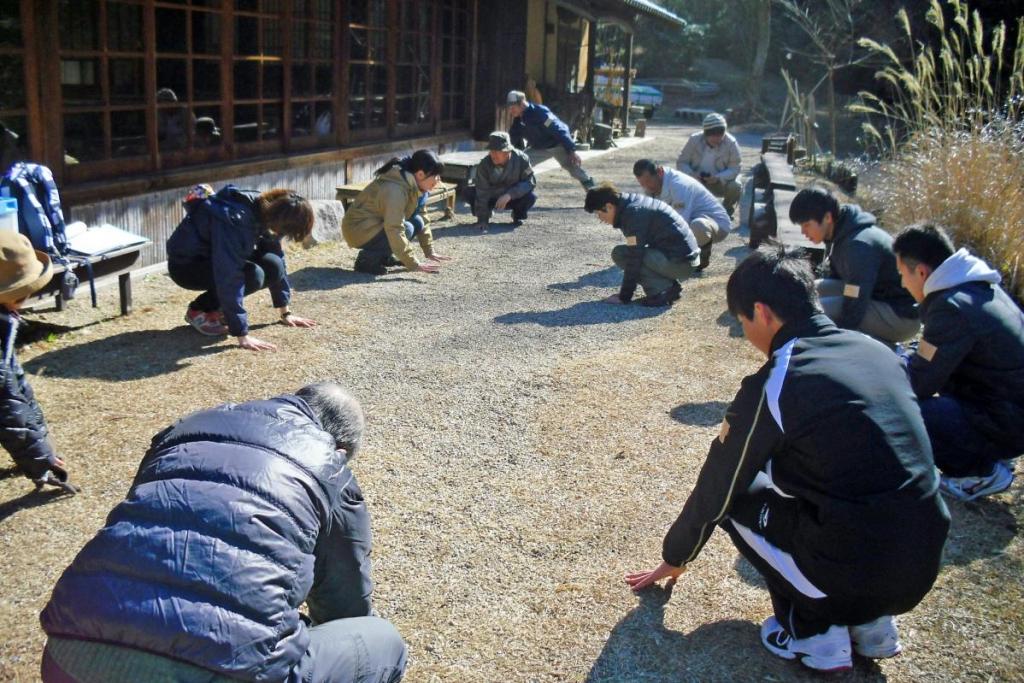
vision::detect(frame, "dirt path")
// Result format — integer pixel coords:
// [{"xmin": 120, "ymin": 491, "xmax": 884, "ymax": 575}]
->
[{"xmin": 1, "ymin": 121, "xmax": 1021, "ymax": 682}]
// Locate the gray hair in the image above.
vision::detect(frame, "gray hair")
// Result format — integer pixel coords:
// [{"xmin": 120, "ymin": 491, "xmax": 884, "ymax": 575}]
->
[{"xmin": 296, "ymin": 382, "xmax": 365, "ymax": 458}]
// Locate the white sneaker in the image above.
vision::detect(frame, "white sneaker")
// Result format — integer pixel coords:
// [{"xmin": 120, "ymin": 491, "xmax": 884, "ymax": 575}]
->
[
  {"xmin": 850, "ymin": 615, "xmax": 902, "ymax": 658},
  {"xmin": 940, "ymin": 461, "xmax": 1014, "ymax": 501},
  {"xmin": 760, "ymin": 616, "xmax": 852, "ymax": 671}
]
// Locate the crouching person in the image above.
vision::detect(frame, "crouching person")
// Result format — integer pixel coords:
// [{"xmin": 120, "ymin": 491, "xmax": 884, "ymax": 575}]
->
[
  {"xmin": 0, "ymin": 233, "xmax": 77, "ymax": 494},
  {"xmin": 39, "ymin": 383, "xmax": 408, "ymax": 683},
  {"xmin": 166, "ymin": 185, "xmax": 318, "ymax": 352},
  {"xmin": 465, "ymin": 132, "xmax": 537, "ymax": 231},
  {"xmin": 626, "ymin": 249, "xmax": 949, "ymax": 672},
  {"xmin": 893, "ymin": 223, "xmax": 1023, "ymax": 501},
  {"xmin": 584, "ymin": 183, "xmax": 700, "ymax": 308}
]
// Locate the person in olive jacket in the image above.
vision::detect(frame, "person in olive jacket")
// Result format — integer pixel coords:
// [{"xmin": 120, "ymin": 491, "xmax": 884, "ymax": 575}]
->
[
  {"xmin": 0, "ymin": 231, "xmax": 77, "ymax": 494},
  {"xmin": 790, "ymin": 187, "xmax": 919, "ymax": 344},
  {"xmin": 893, "ymin": 222, "xmax": 1023, "ymax": 501},
  {"xmin": 341, "ymin": 150, "xmax": 452, "ymax": 275},
  {"xmin": 166, "ymin": 185, "xmax": 318, "ymax": 352},
  {"xmin": 584, "ymin": 183, "xmax": 699, "ymax": 308},
  {"xmin": 40, "ymin": 383, "xmax": 407, "ymax": 683}
]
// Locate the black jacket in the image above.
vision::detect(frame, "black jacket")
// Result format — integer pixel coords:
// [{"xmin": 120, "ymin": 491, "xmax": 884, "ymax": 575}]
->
[
  {"xmin": 908, "ymin": 249, "xmax": 1024, "ymax": 452},
  {"xmin": 166, "ymin": 186, "xmax": 291, "ymax": 336},
  {"xmin": 0, "ymin": 311, "xmax": 58, "ymax": 480},
  {"xmin": 825, "ymin": 204, "xmax": 917, "ymax": 328},
  {"xmin": 663, "ymin": 315, "xmax": 949, "ymax": 607},
  {"xmin": 41, "ymin": 396, "xmax": 373, "ymax": 681},
  {"xmin": 613, "ymin": 193, "xmax": 699, "ymax": 301}
]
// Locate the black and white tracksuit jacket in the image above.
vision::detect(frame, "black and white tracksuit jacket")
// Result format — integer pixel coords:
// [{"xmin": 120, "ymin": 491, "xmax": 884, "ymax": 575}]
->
[{"xmin": 663, "ymin": 314, "xmax": 949, "ymax": 605}]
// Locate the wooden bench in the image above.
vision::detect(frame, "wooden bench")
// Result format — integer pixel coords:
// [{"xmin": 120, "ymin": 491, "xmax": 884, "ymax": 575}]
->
[
  {"xmin": 25, "ymin": 243, "xmax": 148, "ymax": 316},
  {"xmin": 438, "ymin": 151, "xmax": 487, "ymax": 188},
  {"xmin": 761, "ymin": 133, "xmax": 797, "ymax": 164},
  {"xmin": 335, "ymin": 180, "xmax": 458, "ymax": 220},
  {"xmin": 762, "ymin": 152, "xmax": 796, "ymax": 191},
  {"xmin": 748, "ymin": 151, "xmax": 823, "ymax": 259}
]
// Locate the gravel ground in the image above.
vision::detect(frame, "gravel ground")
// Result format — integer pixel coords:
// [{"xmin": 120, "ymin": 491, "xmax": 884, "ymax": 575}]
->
[{"xmin": 1, "ymin": 120, "xmax": 1021, "ymax": 682}]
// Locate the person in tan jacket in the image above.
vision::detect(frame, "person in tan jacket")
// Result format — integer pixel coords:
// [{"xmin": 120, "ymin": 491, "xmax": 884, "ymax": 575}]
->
[{"xmin": 342, "ymin": 150, "xmax": 452, "ymax": 275}]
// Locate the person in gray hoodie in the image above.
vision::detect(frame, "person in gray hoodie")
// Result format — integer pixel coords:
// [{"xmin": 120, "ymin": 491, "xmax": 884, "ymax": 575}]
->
[
  {"xmin": 893, "ymin": 223, "xmax": 1023, "ymax": 501},
  {"xmin": 790, "ymin": 188, "xmax": 919, "ymax": 344}
]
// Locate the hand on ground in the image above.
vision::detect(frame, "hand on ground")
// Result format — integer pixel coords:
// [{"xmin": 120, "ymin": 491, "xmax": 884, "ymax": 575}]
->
[
  {"xmin": 281, "ymin": 313, "xmax": 317, "ymax": 328},
  {"xmin": 495, "ymin": 194, "xmax": 512, "ymax": 210},
  {"xmin": 602, "ymin": 294, "xmax": 626, "ymax": 304},
  {"xmin": 238, "ymin": 335, "xmax": 277, "ymax": 352},
  {"xmin": 428, "ymin": 253, "xmax": 453, "ymax": 262},
  {"xmin": 625, "ymin": 561, "xmax": 686, "ymax": 591},
  {"xmin": 33, "ymin": 460, "xmax": 80, "ymax": 495},
  {"xmin": 416, "ymin": 262, "xmax": 441, "ymax": 273}
]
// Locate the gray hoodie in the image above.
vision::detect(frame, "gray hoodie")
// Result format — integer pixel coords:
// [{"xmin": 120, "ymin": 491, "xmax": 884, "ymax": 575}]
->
[{"xmin": 909, "ymin": 248, "xmax": 1024, "ymax": 451}]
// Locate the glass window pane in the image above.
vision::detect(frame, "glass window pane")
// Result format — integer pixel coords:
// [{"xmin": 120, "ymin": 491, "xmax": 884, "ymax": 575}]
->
[
  {"xmin": 349, "ymin": 28, "xmax": 367, "ymax": 61},
  {"xmin": 61, "ymin": 58, "xmax": 101, "ymax": 105},
  {"xmin": 262, "ymin": 103, "xmax": 282, "ymax": 140},
  {"xmin": 263, "ymin": 20, "xmax": 282, "ymax": 56},
  {"xmin": 59, "ymin": 0, "xmax": 99, "ymax": 51},
  {"xmin": 193, "ymin": 105, "xmax": 222, "ymax": 147},
  {"xmin": 292, "ymin": 64, "xmax": 312, "ymax": 97},
  {"xmin": 110, "ymin": 58, "xmax": 145, "ymax": 103},
  {"xmin": 0, "ymin": 0, "xmax": 22, "ymax": 48},
  {"xmin": 193, "ymin": 0, "xmax": 222, "ymax": 7},
  {"xmin": 0, "ymin": 116, "xmax": 27, "ymax": 166},
  {"xmin": 314, "ymin": 64, "xmax": 332, "ymax": 96},
  {"xmin": 234, "ymin": 103, "xmax": 258, "ymax": 141},
  {"xmin": 107, "ymin": 2, "xmax": 143, "ymax": 52},
  {"xmin": 156, "ymin": 8, "xmax": 188, "ymax": 53},
  {"xmin": 157, "ymin": 59, "xmax": 188, "ymax": 101},
  {"xmin": 313, "ymin": 24, "xmax": 332, "ymax": 59},
  {"xmin": 111, "ymin": 109, "xmax": 146, "ymax": 157},
  {"xmin": 291, "ymin": 101, "xmax": 313, "ymax": 137},
  {"xmin": 0, "ymin": 55, "xmax": 25, "ymax": 109},
  {"xmin": 192, "ymin": 12, "xmax": 221, "ymax": 54},
  {"xmin": 264, "ymin": 62, "xmax": 282, "ymax": 97},
  {"xmin": 194, "ymin": 59, "xmax": 221, "ymax": 100},
  {"xmin": 235, "ymin": 16, "xmax": 258, "ymax": 55},
  {"xmin": 158, "ymin": 105, "xmax": 190, "ymax": 150},
  {"xmin": 234, "ymin": 60, "xmax": 258, "ymax": 98},
  {"xmin": 64, "ymin": 112, "xmax": 105, "ymax": 162},
  {"xmin": 235, "ymin": 0, "xmax": 259, "ymax": 11},
  {"xmin": 314, "ymin": 101, "xmax": 332, "ymax": 135}
]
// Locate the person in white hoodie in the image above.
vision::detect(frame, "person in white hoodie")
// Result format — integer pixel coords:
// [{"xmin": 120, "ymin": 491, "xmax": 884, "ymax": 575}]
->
[{"xmin": 893, "ymin": 223, "xmax": 1023, "ymax": 501}]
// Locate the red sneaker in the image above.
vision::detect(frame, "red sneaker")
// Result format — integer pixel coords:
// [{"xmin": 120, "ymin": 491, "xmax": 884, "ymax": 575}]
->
[{"xmin": 185, "ymin": 308, "xmax": 228, "ymax": 336}]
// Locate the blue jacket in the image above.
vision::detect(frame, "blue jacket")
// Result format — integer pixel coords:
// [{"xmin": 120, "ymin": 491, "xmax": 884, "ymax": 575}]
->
[
  {"xmin": 165, "ymin": 186, "xmax": 291, "ymax": 336},
  {"xmin": 509, "ymin": 103, "xmax": 575, "ymax": 152},
  {"xmin": 40, "ymin": 396, "xmax": 373, "ymax": 682}
]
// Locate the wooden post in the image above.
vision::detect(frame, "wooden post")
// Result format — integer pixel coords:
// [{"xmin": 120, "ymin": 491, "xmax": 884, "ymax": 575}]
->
[
  {"xmin": 119, "ymin": 272, "xmax": 133, "ymax": 315},
  {"xmin": 621, "ymin": 32, "xmax": 633, "ymax": 134}
]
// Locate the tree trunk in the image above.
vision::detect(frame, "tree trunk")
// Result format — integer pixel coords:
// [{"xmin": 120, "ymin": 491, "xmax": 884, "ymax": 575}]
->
[
  {"xmin": 746, "ymin": 0, "xmax": 772, "ymax": 114},
  {"xmin": 828, "ymin": 66, "xmax": 837, "ymax": 155}
]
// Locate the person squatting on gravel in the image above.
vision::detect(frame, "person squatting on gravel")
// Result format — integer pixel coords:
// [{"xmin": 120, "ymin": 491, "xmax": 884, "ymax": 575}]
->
[
  {"xmin": 790, "ymin": 187, "xmax": 920, "ymax": 345},
  {"xmin": 892, "ymin": 223, "xmax": 1023, "ymax": 502},
  {"xmin": 506, "ymin": 89, "xmax": 595, "ymax": 191},
  {"xmin": 466, "ymin": 131, "xmax": 537, "ymax": 231},
  {"xmin": 342, "ymin": 150, "xmax": 452, "ymax": 276},
  {"xmin": 675, "ymin": 112, "xmax": 742, "ymax": 217},
  {"xmin": 39, "ymin": 383, "xmax": 408, "ymax": 683},
  {"xmin": 0, "ymin": 232, "xmax": 78, "ymax": 495},
  {"xmin": 166, "ymin": 184, "xmax": 318, "ymax": 352},
  {"xmin": 584, "ymin": 182, "xmax": 699, "ymax": 308},
  {"xmin": 626, "ymin": 248, "xmax": 950, "ymax": 673},
  {"xmin": 633, "ymin": 158, "xmax": 731, "ymax": 271}
]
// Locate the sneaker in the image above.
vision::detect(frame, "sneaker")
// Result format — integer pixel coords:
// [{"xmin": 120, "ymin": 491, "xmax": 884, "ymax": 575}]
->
[
  {"xmin": 185, "ymin": 308, "xmax": 228, "ymax": 336},
  {"xmin": 511, "ymin": 218, "xmax": 524, "ymax": 228},
  {"xmin": 695, "ymin": 242, "xmax": 713, "ymax": 271},
  {"xmin": 939, "ymin": 461, "xmax": 1015, "ymax": 501},
  {"xmin": 353, "ymin": 258, "xmax": 387, "ymax": 275},
  {"xmin": 760, "ymin": 616, "xmax": 852, "ymax": 672},
  {"xmin": 582, "ymin": 178, "xmax": 596, "ymax": 191},
  {"xmin": 850, "ymin": 615, "xmax": 902, "ymax": 659},
  {"xmin": 639, "ymin": 281, "xmax": 682, "ymax": 307}
]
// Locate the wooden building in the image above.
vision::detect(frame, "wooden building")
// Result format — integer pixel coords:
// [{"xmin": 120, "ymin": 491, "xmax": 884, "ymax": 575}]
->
[{"xmin": 0, "ymin": 0, "xmax": 680, "ymax": 267}]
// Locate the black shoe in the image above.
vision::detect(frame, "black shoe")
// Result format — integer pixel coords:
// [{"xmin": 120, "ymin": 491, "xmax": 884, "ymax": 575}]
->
[
  {"xmin": 354, "ymin": 259, "xmax": 387, "ymax": 275},
  {"xmin": 511, "ymin": 218, "xmax": 524, "ymax": 228},
  {"xmin": 383, "ymin": 255, "xmax": 402, "ymax": 267},
  {"xmin": 582, "ymin": 178, "xmax": 596, "ymax": 190},
  {"xmin": 666, "ymin": 280, "xmax": 682, "ymax": 302},
  {"xmin": 695, "ymin": 243, "xmax": 712, "ymax": 271},
  {"xmin": 639, "ymin": 287, "xmax": 674, "ymax": 307}
]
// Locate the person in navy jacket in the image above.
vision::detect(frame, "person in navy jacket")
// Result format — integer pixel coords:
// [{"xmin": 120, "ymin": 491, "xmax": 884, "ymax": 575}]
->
[
  {"xmin": 166, "ymin": 185, "xmax": 317, "ymax": 351},
  {"xmin": 507, "ymin": 90, "xmax": 595, "ymax": 190}
]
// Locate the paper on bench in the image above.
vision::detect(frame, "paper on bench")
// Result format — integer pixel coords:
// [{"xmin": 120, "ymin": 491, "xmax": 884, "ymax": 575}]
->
[{"xmin": 68, "ymin": 224, "xmax": 148, "ymax": 256}]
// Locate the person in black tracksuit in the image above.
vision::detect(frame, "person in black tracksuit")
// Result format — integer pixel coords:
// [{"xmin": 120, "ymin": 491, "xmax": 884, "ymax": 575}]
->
[
  {"xmin": 627, "ymin": 248, "xmax": 949, "ymax": 672},
  {"xmin": 892, "ymin": 223, "xmax": 1023, "ymax": 499},
  {"xmin": 584, "ymin": 183, "xmax": 699, "ymax": 308}
]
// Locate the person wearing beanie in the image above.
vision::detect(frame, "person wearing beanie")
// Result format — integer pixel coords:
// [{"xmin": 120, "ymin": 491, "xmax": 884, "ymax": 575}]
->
[
  {"xmin": 676, "ymin": 112, "xmax": 742, "ymax": 217},
  {"xmin": 0, "ymin": 231, "xmax": 77, "ymax": 494},
  {"xmin": 506, "ymin": 90, "xmax": 596, "ymax": 191},
  {"xmin": 465, "ymin": 131, "xmax": 537, "ymax": 230},
  {"xmin": 892, "ymin": 223, "xmax": 1023, "ymax": 501}
]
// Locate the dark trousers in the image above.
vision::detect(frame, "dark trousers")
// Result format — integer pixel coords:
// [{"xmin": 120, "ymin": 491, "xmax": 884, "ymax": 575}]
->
[
  {"xmin": 168, "ymin": 252, "xmax": 285, "ymax": 312},
  {"xmin": 464, "ymin": 187, "xmax": 537, "ymax": 221},
  {"xmin": 724, "ymin": 520, "xmax": 902, "ymax": 640},
  {"xmin": 919, "ymin": 395, "xmax": 1017, "ymax": 477},
  {"xmin": 354, "ymin": 215, "xmax": 425, "ymax": 271}
]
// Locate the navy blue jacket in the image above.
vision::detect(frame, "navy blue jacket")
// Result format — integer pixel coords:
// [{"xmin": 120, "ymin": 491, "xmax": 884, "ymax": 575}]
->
[
  {"xmin": 165, "ymin": 186, "xmax": 291, "ymax": 336},
  {"xmin": 509, "ymin": 103, "xmax": 575, "ymax": 152},
  {"xmin": 40, "ymin": 397, "xmax": 373, "ymax": 682},
  {"xmin": 613, "ymin": 193, "xmax": 699, "ymax": 301},
  {"xmin": 0, "ymin": 311, "xmax": 58, "ymax": 479}
]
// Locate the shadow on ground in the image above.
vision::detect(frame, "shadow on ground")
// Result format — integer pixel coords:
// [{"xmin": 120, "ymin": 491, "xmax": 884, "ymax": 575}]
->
[
  {"xmin": 724, "ymin": 245, "xmax": 751, "ymax": 265},
  {"xmin": 25, "ymin": 327, "xmax": 231, "ymax": 380},
  {"xmin": 548, "ymin": 267, "xmax": 620, "ymax": 292},
  {"xmin": 715, "ymin": 310, "xmax": 744, "ymax": 338},
  {"xmin": 670, "ymin": 400, "xmax": 730, "ymax": 426},
  {"xmin": 0, "ymin": 487, "xmax": 78, "ymax": 524},
  {"xmin": 940, "ymin": 495, "xmax": 1019, "ymax": 567},
  {"xmin": 494, "ymin": 300, "xmax": 662, "ymax": 327},
  {"xmin": 586, "ymin": 583, "xmax": 886, "ymax": 681},
  {"xmin": 288, "ymin": 266, "xmax": 422, "ymax": 290}
]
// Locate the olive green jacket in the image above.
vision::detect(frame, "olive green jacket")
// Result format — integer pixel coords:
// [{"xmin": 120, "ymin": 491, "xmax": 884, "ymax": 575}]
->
[{"xmin": 341, "ymin": 166, "xmax": 434, "ymax": 269}]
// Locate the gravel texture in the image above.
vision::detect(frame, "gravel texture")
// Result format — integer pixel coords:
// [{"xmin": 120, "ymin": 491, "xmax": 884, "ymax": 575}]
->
[{"xmin": 0, "ymin": 120, "xmax": 1021, "ymax": 682}]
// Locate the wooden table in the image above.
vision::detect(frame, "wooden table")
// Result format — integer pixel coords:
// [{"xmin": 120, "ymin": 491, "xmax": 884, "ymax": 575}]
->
[
  {"xmin": 335, "ymin": 181, "xmax": 458, "ymax": 219},
  {"xmin": 27, "ymin": 242, "xmax": 149, "ymax": 315}
]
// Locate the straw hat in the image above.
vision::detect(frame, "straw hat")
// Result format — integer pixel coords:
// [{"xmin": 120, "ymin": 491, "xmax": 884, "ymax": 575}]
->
[{"xmin": 0, "ymin": 231, "xmax": 52, "ymax": 305}]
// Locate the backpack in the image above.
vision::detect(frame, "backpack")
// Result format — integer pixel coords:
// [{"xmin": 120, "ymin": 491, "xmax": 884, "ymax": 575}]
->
[{"xmin": 1, "ymin": 162, "xmax": 79, "ymax": 300}]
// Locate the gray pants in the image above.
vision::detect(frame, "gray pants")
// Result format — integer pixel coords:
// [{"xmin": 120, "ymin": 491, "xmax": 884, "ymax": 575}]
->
[
  {"xmin": 706, "ymin": 178, "xmax": 742, "ymax": 215},
  {"xmin": 550, "ymin": 145, "xmax": 594, "ymax": 187},
  {"xmin": 689, "ymin": 215, "xmax": 730, "ymax": 247},
  {"xmin": 612, "ymin": 245, "xmax": 696, "ymax": 295},
  {"xmin": 818, "ymin": 278, "xmax": 921, "ymax": 343}
]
